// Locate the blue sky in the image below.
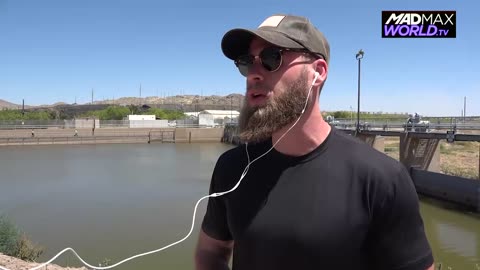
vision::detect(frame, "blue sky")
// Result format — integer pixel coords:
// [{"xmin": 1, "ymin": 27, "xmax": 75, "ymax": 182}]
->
[{"xmin": 1, "ymin": 0, "xmax": 478, "ymax": 116}]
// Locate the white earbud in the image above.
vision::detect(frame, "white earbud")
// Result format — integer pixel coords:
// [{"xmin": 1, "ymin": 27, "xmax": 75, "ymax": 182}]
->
[{"xmin": 312, "ymin": 72, "xmax": 319, "ymax": 86}]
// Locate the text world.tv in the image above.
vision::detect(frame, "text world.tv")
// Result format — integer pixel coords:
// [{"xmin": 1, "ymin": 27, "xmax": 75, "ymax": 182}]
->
[{"xmin": 382, "ymin": 11, "xmax": 456, "ymax": 38}]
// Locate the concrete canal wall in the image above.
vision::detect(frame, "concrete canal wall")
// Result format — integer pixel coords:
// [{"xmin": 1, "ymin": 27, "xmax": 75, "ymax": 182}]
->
[{"xmin": 0, "ymin": 127, "xmax": 224, "ymax": 146}]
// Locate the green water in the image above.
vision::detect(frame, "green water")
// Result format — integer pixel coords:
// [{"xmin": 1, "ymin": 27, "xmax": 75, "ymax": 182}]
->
[{"xmin": 0, "ymin": 143, "xmax": 478, "ymax": 269}]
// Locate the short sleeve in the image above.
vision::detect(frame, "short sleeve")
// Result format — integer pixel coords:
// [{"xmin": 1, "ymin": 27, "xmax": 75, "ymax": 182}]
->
[
  {"xmin": 368, "ymin": 165, "xmax": 434, "ymax": 270},
  {"xmin": 201, "ymin": 159, "xmax": 233, "ymax": 241}
]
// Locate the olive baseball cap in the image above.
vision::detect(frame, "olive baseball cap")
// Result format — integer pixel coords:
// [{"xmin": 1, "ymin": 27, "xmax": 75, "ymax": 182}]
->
[{"xmin": 221, "ymin": 14, "xmax": 330, "ymax": 63}]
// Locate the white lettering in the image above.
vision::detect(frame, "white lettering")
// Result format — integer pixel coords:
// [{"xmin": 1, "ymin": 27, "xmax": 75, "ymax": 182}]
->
[
  {"xmin": 399, "ymin": 14, "xmax": 410, "ymax": 24},
  {"xmin": 433, "ymin": 14, "xmax": 443, "ymax": 25},
  {"xmin": 386, "ymin": 13, "xmax": 404, "ymax": 24},
  {"xmin": 422, "ymin": 14, "xmax": 433, "ymax": 24},
  {"xmin": 444, "ymin": 14, "xmax": 454, "ymax": 25},
  {"xmin": 410, "ymin": 14, "xmax": 421, "ymax": 24}
]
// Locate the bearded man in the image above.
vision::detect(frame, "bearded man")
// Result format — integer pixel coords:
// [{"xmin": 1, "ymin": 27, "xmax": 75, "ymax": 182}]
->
[{"xmin": 195, "ymin": 14, "xmax": 434, "ymax": 270}]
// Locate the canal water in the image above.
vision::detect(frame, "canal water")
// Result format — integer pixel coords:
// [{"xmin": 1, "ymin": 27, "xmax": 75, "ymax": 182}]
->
[{"xmin": 0, "ymin": 143, "xmax": 478, "ymax": 269}]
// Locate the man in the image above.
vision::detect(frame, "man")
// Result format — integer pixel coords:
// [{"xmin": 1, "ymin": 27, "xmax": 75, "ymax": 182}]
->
[{"xmin": 195, "ymin": 14, "xmax": 434, "ymax": 270}]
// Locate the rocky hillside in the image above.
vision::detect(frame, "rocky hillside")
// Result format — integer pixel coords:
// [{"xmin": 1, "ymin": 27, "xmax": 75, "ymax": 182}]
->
[
  {"xmin": 0, "ymin": 94, "xmax": 247, "ymax": 119},
  {"xmin": 91, "ymin": 94, "xmax": 245, "ymax": 107},
  {"xmin": 0, "ymin": 99, "xmax": 21, "ymax": 109},
  {"xmin": 0, "ymin": 94, "xmax": 245, "ymax": 109}
]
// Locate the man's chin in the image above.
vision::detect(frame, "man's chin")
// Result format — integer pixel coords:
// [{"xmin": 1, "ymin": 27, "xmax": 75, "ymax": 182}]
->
[
  {"xmin": 248, "ymin": 98, "xmax": 270, "ymax": 108},
  {"xmin": 239, "ymin": 131, "xmax": 272, "ymax": 144}
]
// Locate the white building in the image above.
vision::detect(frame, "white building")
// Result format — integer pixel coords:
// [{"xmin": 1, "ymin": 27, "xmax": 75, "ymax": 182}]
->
[
  {"xmin": 127, "ymin": 115, "xmax": 168, "ymax": 128},
  {"xmin": 198, "ymin": 110, "xmax": 240, "ymax": 127},
  {"xmin": 128, "ymin": 115, "xmax": 155, "ymax": 121},
  {"xmin": 184, "ymin": 112, "xmax": 200, "ymax": 118}
]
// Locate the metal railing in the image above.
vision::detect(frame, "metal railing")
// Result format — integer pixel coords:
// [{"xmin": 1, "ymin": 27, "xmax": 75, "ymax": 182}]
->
[{"xmin": 330, "ymin": 117, "xmax": 480, "ymax": 132}]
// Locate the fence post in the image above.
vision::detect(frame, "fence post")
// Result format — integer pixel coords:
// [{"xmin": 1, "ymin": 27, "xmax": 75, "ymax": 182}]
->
[{"xmin": 189, "ymin": 132, "xmax": 191, "ymax": 143}]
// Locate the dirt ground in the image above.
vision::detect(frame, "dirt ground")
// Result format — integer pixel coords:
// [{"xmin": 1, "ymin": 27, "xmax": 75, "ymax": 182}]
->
[{"xmin": 0, "ymin": 253, "xmax": 87, "ymax": 270}]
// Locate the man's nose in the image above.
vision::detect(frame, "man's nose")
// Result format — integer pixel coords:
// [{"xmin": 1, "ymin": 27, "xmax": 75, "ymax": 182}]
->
[{"xmin": 247, "ymin": 56, "xmax": 264, "ymax": 82}]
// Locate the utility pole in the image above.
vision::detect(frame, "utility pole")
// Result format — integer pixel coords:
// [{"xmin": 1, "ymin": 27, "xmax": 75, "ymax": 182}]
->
[
  {"xmin": 464, "ymin": 96, "xmax": 466, "ymax": 122},
  {"xmin": 91, "ymin": 88, "xmax": 94, "ymax": 104},
  {"xmin": 355, "ymin": 49, "xmax": 364, "ymax": 133}
]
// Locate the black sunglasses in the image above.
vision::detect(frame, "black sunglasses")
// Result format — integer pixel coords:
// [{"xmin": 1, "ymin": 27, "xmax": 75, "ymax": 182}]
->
[{"xmin": 234, "ymin": 47, "xmax": 319, "ymax": 77}]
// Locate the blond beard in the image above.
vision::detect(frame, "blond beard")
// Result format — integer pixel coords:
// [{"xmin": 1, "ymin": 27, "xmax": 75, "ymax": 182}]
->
[{"xmin": 238, "ymin": 70, "xmax": 310, "ymax": 144}]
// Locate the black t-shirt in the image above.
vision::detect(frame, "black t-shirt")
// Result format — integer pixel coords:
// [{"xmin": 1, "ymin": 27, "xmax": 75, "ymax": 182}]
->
[{"xmin": 201, "ymin": 127, "xmax": 433, "ymax": 270}]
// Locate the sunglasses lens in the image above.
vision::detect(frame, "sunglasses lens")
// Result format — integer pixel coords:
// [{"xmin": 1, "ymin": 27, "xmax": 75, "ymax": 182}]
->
[
  {"xmin": 237, "ymin": 64, "xmax": 249, "ymax": 77},
  {"xmin": 260, "ymin": 47, "xmax": 282, "ymax": 71},
  {"xmin": 235, "ymin": 55, "xmax": 252, "ymax": 77},
  {"xmin": 234, "ymin": 47, "xmax": 282, "ymax": 76}
]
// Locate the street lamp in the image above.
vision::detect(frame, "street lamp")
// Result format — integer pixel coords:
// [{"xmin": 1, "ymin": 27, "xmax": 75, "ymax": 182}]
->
[{"xmin": 355, "ymin": 49, "xmax": 364, "ymax": 133}]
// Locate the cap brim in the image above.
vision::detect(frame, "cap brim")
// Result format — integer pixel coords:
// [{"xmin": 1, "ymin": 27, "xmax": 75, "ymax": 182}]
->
[{"xmin": 221, "ymin": 28, "xmax": 304, "ymax": 60}]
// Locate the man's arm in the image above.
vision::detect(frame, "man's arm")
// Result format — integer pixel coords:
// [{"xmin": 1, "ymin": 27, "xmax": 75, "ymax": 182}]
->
[
  {"xmin": 195, "ymin": 229, "xmax": 234, "ymax": 270},
  {"xmin": 367, "ymin": 163, "xmax": 435, "ymax": 270}
]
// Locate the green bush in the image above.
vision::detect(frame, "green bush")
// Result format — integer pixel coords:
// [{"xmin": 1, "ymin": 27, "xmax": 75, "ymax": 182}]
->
[
  {"xmin": 0, "ymin": 215, "xmax": 44, "ymax": 261},
  {"xmin": 81, "ymin": 106, "xmax": 130, "ymax": 120},
  {"xmin": 146, "ymin": 108, "xmax": 185, "ymax": 120},
  {"xmin": 0, "ymin": 109, "xmax": 54, "ymax": 121},
  {"xmin": 0, "ymin": 215, "xmax": 18, "ymax": 255}
]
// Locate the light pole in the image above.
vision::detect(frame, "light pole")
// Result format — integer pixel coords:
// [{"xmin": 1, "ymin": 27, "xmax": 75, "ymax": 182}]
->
[{"xmin": 355, "ymin": 49, "xmax": 364, "ymax": 133}]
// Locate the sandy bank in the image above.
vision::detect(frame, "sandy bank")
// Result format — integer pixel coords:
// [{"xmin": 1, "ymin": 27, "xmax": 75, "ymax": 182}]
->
[{"xmin": 0, "ymin": 253, "xmax": 87, "ymax": 270}]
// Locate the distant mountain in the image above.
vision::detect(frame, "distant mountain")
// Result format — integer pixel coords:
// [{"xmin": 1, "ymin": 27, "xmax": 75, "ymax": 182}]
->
[
  {"xmin": 0, "ymin": 99, "xmax": 21, "ymax": 109},
  {"xmin": 0, "ymin": 94, "xmax": 246, "ymax": 111},
  {"xmin": 89, "ymin": 94, "xmax": 245, "ymax": 107}
]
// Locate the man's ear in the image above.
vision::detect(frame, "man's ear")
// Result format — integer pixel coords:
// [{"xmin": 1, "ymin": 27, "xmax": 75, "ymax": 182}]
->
[{"xmin": 313, "ymin": 58, "xmax": 328, "ymax": 87}]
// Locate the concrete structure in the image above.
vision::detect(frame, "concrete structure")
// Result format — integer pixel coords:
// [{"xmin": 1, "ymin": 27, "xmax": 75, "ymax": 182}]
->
[
  {"xmin": 198, "ymin": 110, "xmax": 240, "ymax": 127},
  {"xmin": 0, "ymin": 127, "xmax": 223, "ymax": 146},
  {"xmin": 126, "ymin": 115, "xmax": 168, "ymax": 128},
  {"xmin": 129, "ymin": 120, "xmax": 168, "ymax": 128},
  {"xmin": 355, "ymin": 133, "xmax": 385, "ymax": 154},
  {"xmin": 411, "ymin": 167, "xmax": 480, "ymax": 212},
  {"xmin": 128, "ymin": 115, "xmax": 155, "ymax": 121},
  {"xmin": 75, "ymin": 118, "xmax": 100, "ymax": 129},
  {"xmin": 174, "ymin": 127, "xmax": 224, "ymax": 143},
  {"xmin": 400, "ymin": 134, "xmax": 440, "ymax": 173}
]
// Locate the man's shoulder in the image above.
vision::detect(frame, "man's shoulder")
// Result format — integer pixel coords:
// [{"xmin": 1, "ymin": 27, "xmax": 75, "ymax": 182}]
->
[
  {"xmin": 329, "ymin": 128, "xmax": 406, "ymax": 179},
  {"xmin": 331, "ymin": 128, "xmax": 397, "ymax": 161},
  {"xmin": 217, "ymin": 144, "xmax": 246, "ymax": 164}
]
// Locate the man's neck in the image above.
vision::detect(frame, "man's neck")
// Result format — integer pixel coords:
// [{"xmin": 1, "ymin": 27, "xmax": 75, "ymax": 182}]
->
[{"xmin": 271, "ymin": 107, "xmax": 331, "ymax": 157}]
